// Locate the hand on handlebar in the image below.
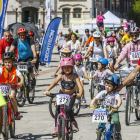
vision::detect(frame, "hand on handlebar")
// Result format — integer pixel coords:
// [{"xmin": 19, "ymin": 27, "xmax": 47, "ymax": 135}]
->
[
  {"xmin": 32, "ymin": 59, "xmax": 37, "ymax": 64},
  {"xmin": 78, "ymin": 51, "xmax": 81, "ymax": 54},
  {"xmin": 44, "ymin": 90, "xmax": 50, "ymax": 96},
  {"xmin": 51, "ymin": 74, "xmax": 56, "ymax": 77}
]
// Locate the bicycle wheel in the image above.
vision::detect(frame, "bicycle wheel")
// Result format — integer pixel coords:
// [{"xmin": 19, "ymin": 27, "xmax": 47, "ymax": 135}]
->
[
  {"xmin": 73, "ymin": 98, "xmax": 81, "ymax": 116},
  {"xmin": 66, "ymin": 121, "xmax": 73, "ymax": 140},
  {"xmin": 58, "ymin": 116, "xmax": 65, "ymax": 140},
  {"xmin": 17, "ymin": 85, "xmax": 26, "ymax": 107},
  {"xmin": 97, "ymin": 128, "xmax": 104, "ymax": 140},
  {"xmin": 125, "ymin": 87, "xmax": 131, "ymax": 125},
  {"xmin": 49, "ymin": 97, "xmax": 56, "ymax": 119},
  {"xmin": 2, "ymin": 105, "xmax": 9, "ymax": 140},
  {"xmin": 135, "ymin": 90, "xmax": 140, "ymax": 120},
  {"xmin": 9, "ymin": 107, "xmax": 15, "ymax": 138},
  {"xmin": 90, "ymin": 79, "xmax": 95, "ymax": 99}
]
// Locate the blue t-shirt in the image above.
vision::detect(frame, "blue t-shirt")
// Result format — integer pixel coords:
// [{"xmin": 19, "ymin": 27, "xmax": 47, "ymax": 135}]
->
[{"xmin": 40, "ymin": 38, "xmax": 43, "ymax": 43}]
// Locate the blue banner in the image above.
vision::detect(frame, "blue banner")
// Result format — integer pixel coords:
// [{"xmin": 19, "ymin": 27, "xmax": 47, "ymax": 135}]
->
[
  {"xmin": 40, "ymin": 17, "xmax": 61, "ymax": 63},
  {"xmin": 0, "ymin": 0, "xmax": 9, "ymax": 39}
]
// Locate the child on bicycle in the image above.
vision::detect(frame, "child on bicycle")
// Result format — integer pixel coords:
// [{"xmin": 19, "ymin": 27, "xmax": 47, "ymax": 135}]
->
[
  {"xmin": 51, "ymin": 47, "xmax": 72, "ymax": 77},
  {"xmin": 73, "ymin": 54, "xmax": 88, "ymax": 103},
  {"xmin": 0, "ymin": 52, "xmax": 24, "ymax": 120},
  {"xmin": 45, "ymin": 57, "xmax": 83, "ymax": 136},
  {"xmin": 104, "ymin": 37, "xmax": 118, "ymax": 73},
  {"xmin": 0, "ymin": 91, "xmax": 6, "ymax": 134},
  {"xmin": 90, "ymin": 74, "xmax": 122, "ymax": 140},
  {"xmin": 90, "ymin": 58, "xmax": 112, "ymax": 91}
]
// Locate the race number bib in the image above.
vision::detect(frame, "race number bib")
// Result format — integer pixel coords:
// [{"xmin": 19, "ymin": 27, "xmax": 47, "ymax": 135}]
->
[
  {"xmin": 108, "ymin": 57, "xmax": 113, "ymax": 63},
  {"xmin": 92, "ymin": 110, "xmax": 107, "ymax": 123},
  {"xmin": 90, "ymin": 58, "xmax": 97, "ymax": 62},
  {"xmin": 17, "ymin": 65, "xmax": 28, "ymax": 72},
  {"xmin": 94, "ymin": 77, "xmax": 104, "ymax": 85},
  {"xmin": 5, "ymin": 46, "xmax": 10, "ymax": 52},
  {"xmin": 56, "ymin": 94, "xmax": 71, "ymax": 106},
  {"xmin": 0, "ymin": 85, "xmax": 11, "ymax": 96},
  {"xmin": 130, "ymin": 51, "xmax": 140, "ymax": 61}
]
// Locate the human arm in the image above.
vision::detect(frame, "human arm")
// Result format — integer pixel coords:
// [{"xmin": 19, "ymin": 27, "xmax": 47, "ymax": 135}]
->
[
  {"xmin": 103, "ymin": 15, "xmax": 105, "ymax": 19},
  {"xmin": 18, "ymin": 74, "xmax": 24, "ymax": 86},
  {"xmin": 83, "ymin": 43, "xmax": 92, "ymax": 59},
  {"xmin": 113, "ymin": 97, "xmax": 122, "ymax": 109},
  {"xmin": 114, "ymin": 49, "xmax": 118, "ymax": 58},
  {"xmin": 83, "ymin": 43, "xmax": 87, "ymax": 50},
  {"xmin": 78, "ymin": 41, "xmax": 82, "ymax": 53},
  {"xmin": 83, "ymin": 70, "xmax": 88, "ymax": 79},
  {"xmin": 51, "ymin": 65, "xmax": 61, "ymax": 77},
  {"xmin": 81, "ymin": 36, "xmax": 85, "ymax": 47},
  {"xmin": 31, "ymin": 44, "xmax": 37, "ymax": 63},
  {"xmin": 90, "ymin": 97, "xmax": 98, "ymax": 108},
  {"xmin": 103, "ymin": 46, "xmax": 108, "ymax": 59}
]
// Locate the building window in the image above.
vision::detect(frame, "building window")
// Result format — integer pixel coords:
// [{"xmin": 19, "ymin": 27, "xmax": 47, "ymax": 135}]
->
[
  {"xmin": 62, "ymin": 9, "xmax": 70, "ymax": 26},
  {"xmin": 73, "ymin": 9, "xmax": 81, "ymax": 18}
]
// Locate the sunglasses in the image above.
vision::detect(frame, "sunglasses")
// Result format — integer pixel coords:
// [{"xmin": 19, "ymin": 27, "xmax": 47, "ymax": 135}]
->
[
  {"xmin": 94, "ymin": 37, "xmax": 100, "ymax": 39},
  {"xmin": 131, "ymin": 35, "xmax": 138, "ymax": 38}
]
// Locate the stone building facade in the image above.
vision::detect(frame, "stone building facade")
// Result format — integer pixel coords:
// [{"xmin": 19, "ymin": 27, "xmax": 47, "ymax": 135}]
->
[{"xmin": 4, "ymin": 0, "xmax": 92, "ymax": 33}]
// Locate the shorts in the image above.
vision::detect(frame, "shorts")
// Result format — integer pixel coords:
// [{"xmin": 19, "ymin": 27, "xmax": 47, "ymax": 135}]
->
[
  {"xmin": 79, "ymin": 76, "xmax": 84, "ymax": 82},
  {"xmin": 97, "ymin": 21, "xmax": 104, "ymax": 28},
  {"xmin": 11, "ymin": 88, "xmax": 17, "ymax": 93}
]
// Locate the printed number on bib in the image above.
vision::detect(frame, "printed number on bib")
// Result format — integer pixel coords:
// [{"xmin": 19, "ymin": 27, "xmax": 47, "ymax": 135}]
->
[
  {"xmin": 5, "ymin": 46, "xmax": 10, "ymax": 52},
  {"xmin": 92, "ymin": 110, "xmax": 107, "ymax": 123},
  {"xmin": 0, "ymin": 85, "xmax": 11, "ymax": 96},
  {"xmin": 130, "ymin": 51, "xmax": 140, "ymax": 61},
  {"xmin": 56, "ymin": 94, "xmax": 71, "ymax": 106}
]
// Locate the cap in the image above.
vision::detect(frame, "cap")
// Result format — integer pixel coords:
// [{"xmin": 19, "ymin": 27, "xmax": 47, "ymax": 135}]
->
[{"xmin": 64, "ymin": 34, "xmax": 69, "ymax": 37}]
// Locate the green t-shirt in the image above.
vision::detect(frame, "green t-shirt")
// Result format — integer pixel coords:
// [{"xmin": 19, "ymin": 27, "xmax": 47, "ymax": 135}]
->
[
  {"xmin": 119, "ymin": 30, "xmax": 123, "ymax": 41},
  {"xmin": 0, "ymin": 92, "xmax": 6, "ymax": 107}
]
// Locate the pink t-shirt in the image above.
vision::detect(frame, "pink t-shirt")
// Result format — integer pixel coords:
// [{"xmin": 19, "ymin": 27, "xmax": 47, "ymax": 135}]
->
[
  {"xmin": 97, "ymin": 15, "xmax": 104, "ymax": 23},
  {"xmin": 94, "ymin": 69, "xmax": 111, "ymax": 77}
]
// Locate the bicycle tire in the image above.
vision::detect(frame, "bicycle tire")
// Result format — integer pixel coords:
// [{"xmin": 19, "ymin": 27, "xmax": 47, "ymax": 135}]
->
[
  {"xmin": 66, "ymin": 121, "xmax": 73, "ymax": 140},
  {"xmin": 17, "ymin": 85, "xmax": 26, "ymax": 107},
  {"xmin": 3, "ymin": 105, "xmax": 8, "ymax": 140},
  {"xmin": 58, "ymin": 116, "xmax": 65, "ymax": 140},
  {"xmin": 135, "ymin": 90, "xmax": 140, "ymax": 120},
  {"xmin": 97, "ymin": 128, "xmax": 104, "ymax": 140},
  {"xmin": 90, "ymin": 79, "xmax": 94, "ymax": 99},
  {"xmin": 9, "ymin": 107, "xmax": 15, "ymax": 138},
  {"xmin": 125, "ymin": 87, "xmax": 131, "ymax": 125},
  {"xmin": 73, "ymin": 98, "xmax": 81, "ymax": 116},
  {"xmin": 49, "ymin": 97, "xmax": 56, "ymax": 119}
]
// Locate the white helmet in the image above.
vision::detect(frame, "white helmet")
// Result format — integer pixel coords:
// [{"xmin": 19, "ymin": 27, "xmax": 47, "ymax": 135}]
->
[
  {"xmin": 107, "ymin": 31, "xmax": 112, "ymax": 37},
  {"xmin": 124, "ymin": 27, "xmax": 129, "ymax": 32},
  {"xmin": 130, "ymin": 27, "xmax": 139, "ymax": 34},
  {"xmin": 93, "ymin": 31, "xmax": 101, "ymax": 38}
]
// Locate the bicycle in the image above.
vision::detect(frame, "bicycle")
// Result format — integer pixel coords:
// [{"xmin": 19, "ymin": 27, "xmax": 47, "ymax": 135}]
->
[
  {"xmin": 47, "ymin": 93, "xmax": 74, "ymax": 140},
  {"xmin": 1, "ymin": 83, "xmax": 17, "ymax": 140},
  {"xmin": 119, "ymin": 66, "xmax": 140, "ymax": 125},
  {"xmin": 90, "ymin": 105, "xmax": 119, "ymax": 140},
  {"xmin": 16, "ymin": 61, "xmax": 35, "ymax": 105}
]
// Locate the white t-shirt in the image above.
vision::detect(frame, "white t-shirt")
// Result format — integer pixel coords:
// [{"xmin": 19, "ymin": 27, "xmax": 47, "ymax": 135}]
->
[
  {"xmin": 67, "ymin": 40, "xmax": 80, "ymax": 55},
  {"xmin": 105, "ymin": 45, "xmax": 117, "ymax": 58},
  {"xmin": 90, "ymin": 41, "xmax": 104, "ymax": 60},
  {"xmin": 96, "ymin": 90, "xmax": 120, "ymax": 107},
  {"xmin": 74, "ymin": 65, "xmax": 85, "ymax": 81},
  {"xmin": 0, "ymin": 68, "xmax": 21, "ymax": 77}
]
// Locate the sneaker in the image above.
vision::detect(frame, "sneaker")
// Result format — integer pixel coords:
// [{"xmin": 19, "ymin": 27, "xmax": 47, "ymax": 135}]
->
[
  {"xmin": 51, "ymin": 131, "xmax": 57, "ymax": 137},
  {"xmin": 123, "ymin": 93, "xmax": 126, "ymax": 100},
  {"xmin": 15, "ymin": 112, "xmax": 23, "ymax": 120},
  {"xmin": 82, "ymin": 97, "xmax": 86, "ymax": 103},
  {"xmin": 114, "ymin": 133, "xmax": 122, "ymax": 140},
  {"xmin": 71, "ymin": 121, "xmax": 79, "ymax": 133}
]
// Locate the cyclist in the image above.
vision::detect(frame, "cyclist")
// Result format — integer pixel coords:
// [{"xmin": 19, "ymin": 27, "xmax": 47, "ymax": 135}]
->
[
  {"xmin": 45, "ymin": 57, "xmax": 83, "ymax": 135},
  {"xmin": 66, "ymin": 33, "xmax": 82, "ymax": 56},
  {"xmin": 73, "ymin": 54, "xmax": 88, "ymax": 103},
  {"xmin": 104, "ymin": 37, "xmax": 118, "ymax": 73},
  {"xmin": 81, "ymin": 29, "xmax": 90, "ymax": 48},
  {"xmin": 90, "ymin": 74, "xmax": 122, "ymax": 140},
  {"xmin": 0, "ymin": 91, "xmax": 6, "ymax": 134},
  {"xmin": 28, "ymin": 31, "xmax": 40, "ymax": 75},
  {"xmin": 9, "ymin": 28, "xmax": 37, "ymax": 86},
  {"xmin": 121, "ymin": 28, "xmax": 131, "ymax": 48},
  {"xmin": 0, "ymin": 52, "xmax": 24, "ymax": 119},
  {"xmin": 0, "ymin": 30, "xmax": 14, "ymax": 64}
]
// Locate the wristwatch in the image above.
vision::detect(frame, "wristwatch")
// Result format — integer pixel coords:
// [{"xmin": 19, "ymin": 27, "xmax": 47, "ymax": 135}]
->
[{"xmin": 34, "ymin": 57, "xmax": 37, "ymax": 59}]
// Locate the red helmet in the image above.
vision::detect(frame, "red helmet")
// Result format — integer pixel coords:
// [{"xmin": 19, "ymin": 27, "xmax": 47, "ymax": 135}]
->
[
  {"xmin": 28, "ymin": 31, "xmax": 34, "ymax": 36},
  {"xmin": 17, "ymin": 28, "xmax": 26, "ymax": 34}
]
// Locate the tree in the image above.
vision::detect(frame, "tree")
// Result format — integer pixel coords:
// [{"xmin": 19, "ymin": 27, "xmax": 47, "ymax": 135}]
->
[{"xmin": 127, "ymin": 0, "xmax": 140, "ymax": 26}]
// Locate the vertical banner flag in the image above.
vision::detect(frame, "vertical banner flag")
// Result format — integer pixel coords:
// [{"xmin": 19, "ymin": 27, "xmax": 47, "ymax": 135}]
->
[
  {"xmin": 0, "ymin": 0, "xmax": 9, "ymax": 39},
  {"xmin": 46, "ymin": 0, "xmax": 51, "ymax": 29},
  {"xmin": 40, "ymin": 17, "xmax": 61, "ymax": 63}
]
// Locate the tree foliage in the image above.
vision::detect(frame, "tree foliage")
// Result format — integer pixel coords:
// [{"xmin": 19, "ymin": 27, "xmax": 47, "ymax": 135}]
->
[{"xmin": 127, "ymin": 0, "xmax": 140, "ymax": 26}]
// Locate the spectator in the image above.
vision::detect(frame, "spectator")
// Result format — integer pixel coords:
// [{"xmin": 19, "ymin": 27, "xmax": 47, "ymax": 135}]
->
[
  {"xmin": 39, "ymin": 30, "xmax": 45, "ymax": 46},
  {"xmin": 66, "ymin": 28, "xmax": 72, "ymax": 34},
  {"xmin": 62, "ymin": 34, "xmax": 69, "ymax": 48},
  {"xmin": 81, "ymin": 29, "xmax": 90, "ymax": 48},
  {"xmin": 56, "ymin": 31, "xmax": 64, "ymax": 52}
]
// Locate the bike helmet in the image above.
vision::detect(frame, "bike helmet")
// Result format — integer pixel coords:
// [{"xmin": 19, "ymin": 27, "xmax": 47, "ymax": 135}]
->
[
  {"xmin": 93, "ymin": 31, "xmax": 101, "ymax": 37},
  {"xmin": 130, "ymin": 27, "xmax": 139, "ymax": 34},
  {"xmin": 60, "ymin": 57, "xmax": 74, "ymax": 67},
  {"xmin": 107, "ymin": 31, "xmax": 112, "ymax": 37},
  {"xmin": 107, "ymin": 37, "xmax": 115, "ymax": 42},
  {"xmin": 2, "ymin": 52, "xmax": 15, "ymax": 61},
  {"xmin": 73, "ymin": 54, "xmax": 82, "ymax": 60},
  {"xmin": 60, "ymin": 47, "xmax": 72, "ymax": 53},
  {"xmin": 91, "ymin": 29, "xmax": 96, "ymax": 32},
  {"xmin": 28, "ymin": 30, "xmax": 34, "ymax": 36},
  {"xmin": 112, "ymin": 33, "xmax": 116, "ymax": 37},
  {"xmin": 85, "ymin": 29, "xmax": 89, "ymax": 32},
  {"xmin": 104, "ymin": 74, "xmax": 120, "ymax": 87},
  {"xmin": 17, "ymin": 28, "xmax": 26, "ymax": 34},
  {"xmin": 98, "ymin": 58, "xmax": 108, "ymax": 67}
]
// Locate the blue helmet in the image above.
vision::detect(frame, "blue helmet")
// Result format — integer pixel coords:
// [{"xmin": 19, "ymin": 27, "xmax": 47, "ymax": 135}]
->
[
  {"xmin": 98, "ymin": 58, "xmax": 108, "ymax": 67},
  {"xmin": 104, "ymin": 74, "xmax": 120, "ymax": 87}
]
